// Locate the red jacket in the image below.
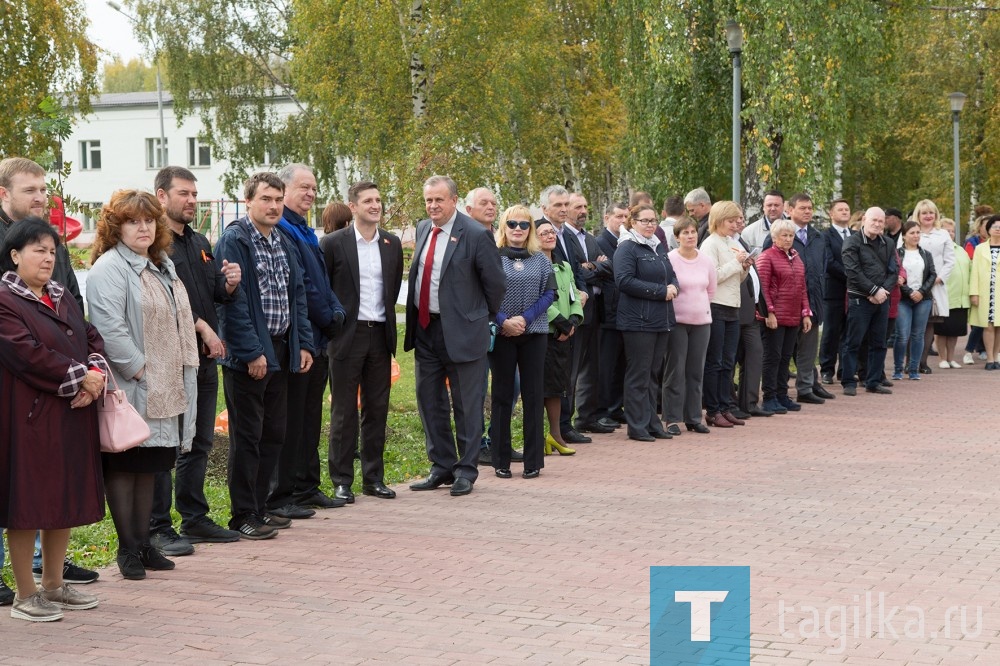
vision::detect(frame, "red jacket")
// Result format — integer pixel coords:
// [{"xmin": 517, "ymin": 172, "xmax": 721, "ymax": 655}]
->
[{"xmin": 756, "ymin": 246, "xmax": 812, "ymax": 326}]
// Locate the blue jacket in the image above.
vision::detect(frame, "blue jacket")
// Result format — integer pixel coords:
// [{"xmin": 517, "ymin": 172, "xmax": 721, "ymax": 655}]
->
[
  {"xmin": 613, "ymin": 238, "xmax": 678, "ymax": 332},
  {"xmin": 278, "ymin": 208, "xmax": 345, "ymax": 350},
  {"xmin": 214, "ymin": 217, "xmax": 314, "ymax": 373}
]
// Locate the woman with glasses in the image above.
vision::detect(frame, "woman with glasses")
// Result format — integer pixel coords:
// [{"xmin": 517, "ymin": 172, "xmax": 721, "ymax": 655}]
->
[
  {"xmin": 536, "ymin": 219, "xmax": 581, "ymax": 456},
  {"xmin": 700, "ymin": 201, "xmax": 751, "ymax": 428},
  {"xmin": 87, "ymin": 190, "xmax": 199, "ymax": 581},
  {"xmin": 489, "ymin": 207, "xmax": 555, "ymax": 479},
  {"xmin": 614, "ymin": 204, "xmax": 678, "ymax": 442}
]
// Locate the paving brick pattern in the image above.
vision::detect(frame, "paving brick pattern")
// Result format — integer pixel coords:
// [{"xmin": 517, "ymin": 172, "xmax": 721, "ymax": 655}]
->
[{"xmin": 3, "ymin": 365, "xmax": 999, "ymax": 665}]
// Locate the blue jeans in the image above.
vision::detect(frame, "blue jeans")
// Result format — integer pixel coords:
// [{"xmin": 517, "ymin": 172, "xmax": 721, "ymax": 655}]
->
[
  {"xmin": 841, "ymin": 297, "xmax": 890, "ymax": 389},
  {"xmin": 894, "ymin": 298, "xmax": 933, "ymax": 373},
  {"xmin": 704, "ymin": 316, "xmax": 740, "ymax": 414}
]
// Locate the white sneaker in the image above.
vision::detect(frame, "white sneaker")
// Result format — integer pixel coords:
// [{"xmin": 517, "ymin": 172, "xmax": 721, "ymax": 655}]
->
[
  {"xmin": 938, "ymin": 360, "xmax": 950, "ymax": 369},
  {"xmin": 979, "ymin": 352, "xmax": 988, "ymax": 361},
  {"xmin": 963, "ymin": 353, "xmax": 975, "ymax": 365},
  {"xmin": 950, "ymin": 361, "xmax": 962, "ymax": 369}
]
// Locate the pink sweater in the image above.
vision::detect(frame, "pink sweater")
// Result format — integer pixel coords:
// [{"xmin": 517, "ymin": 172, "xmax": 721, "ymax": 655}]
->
[{"xmin": 668, "ymin": 250, "xmax": 717, "ymax": 325}]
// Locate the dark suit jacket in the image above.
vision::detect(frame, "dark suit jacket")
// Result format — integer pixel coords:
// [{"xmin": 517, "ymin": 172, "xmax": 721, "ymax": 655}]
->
[
  {"xmin": 823, "ymin": 226, "xmax": 852, "ymax": 302},
  {"xmin": 737, "ymin": 237, "xmax": 768, "ymax": 325},
  {"xmin": 763, "ymin": 223, "xmax": 827, "ymax": 323},
  {"xmin": 320, "ymin": 225, "xmax": 404, "ymax": 360},
  {"xmin": 403, "ymin": 211, "xmax": 506, "ymax": 363},
  {"xmin": 595, "ymin": 228, "xmax": 620, "ymax": 329},
  {"xmin": 564, "ymin": 224, "xmax": 612, "ymax": 326}
]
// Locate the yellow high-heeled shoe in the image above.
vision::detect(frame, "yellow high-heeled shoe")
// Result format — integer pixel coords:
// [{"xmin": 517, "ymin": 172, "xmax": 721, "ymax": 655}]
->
[{"xmin": 545, "ymin": 434, "xmax": 575, "ymax": 456}]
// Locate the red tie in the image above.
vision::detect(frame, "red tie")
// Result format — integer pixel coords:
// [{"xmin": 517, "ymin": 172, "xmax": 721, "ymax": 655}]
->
[{"xmin": 418, "ymin": 227, "xmax": 443, "ymax": 329}]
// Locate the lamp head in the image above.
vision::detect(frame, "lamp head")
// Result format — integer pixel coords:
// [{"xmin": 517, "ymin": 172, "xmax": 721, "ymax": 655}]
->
[
  {"xmin": 948, "ymin": 92, "xmax": 967, "ymax": 114},
  {"xmin": 725, "ymin": 20, "xmax": 743, "ymax": 54}
]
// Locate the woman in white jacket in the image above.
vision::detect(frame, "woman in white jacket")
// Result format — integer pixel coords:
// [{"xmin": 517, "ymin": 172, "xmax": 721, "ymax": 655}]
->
[{"xmin": 901, "ymin": 200, "xmax": 954, "ymax": 373}]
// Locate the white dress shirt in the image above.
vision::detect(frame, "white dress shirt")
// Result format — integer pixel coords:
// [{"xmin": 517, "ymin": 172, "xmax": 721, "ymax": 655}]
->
[
  {"xmin": 414, "ymin": 212, "xmax": 456, "ymax": 314},
  {"xmin": 354, "ymin": 224, "xmax": 385, "ymax": 322}
]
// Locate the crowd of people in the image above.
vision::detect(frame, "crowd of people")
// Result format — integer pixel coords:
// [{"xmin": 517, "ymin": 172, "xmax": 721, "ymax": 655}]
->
[{"xmin": 1, "ymin": 153, "xmax": 998, "ymax": 622}]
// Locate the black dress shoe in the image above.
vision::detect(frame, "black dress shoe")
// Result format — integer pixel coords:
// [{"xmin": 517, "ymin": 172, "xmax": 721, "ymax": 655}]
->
[
  {"xmin": 334, "ymin": 484, "xmax": 355, "ymax": 503},
  {"xmin": 494, "ymin": 468, "xmax": 512, "ymax": 479},
  {"xmin": 813, "ymin": 385, "xmax": 835, "ymax": 400},
  {"xmin": 268, "ymin": 504, "xmax": 315, "ymax": 519},
  {"xmin": 650, "ymin": 430, "xmax": 672, "ymax": 440},
  {"xmin": 748, "ymin": 405, "xmax": 774, "ymax": 417},
  {"xmin": 510, "ymin": 449, "xmax": 524, "ymax": 462},
  {"xmin": 730, "ymin": 408, "xmax": 751, "ymax": 420},
  {"xmin": 410, "ymin": 473, "xmax": 455, "ymax": 491},
  {"xmin": 796, "ymin": 392, "xmax": 825, "ymax": 405},
  {"xmin": 596, "ymin": 417, "xmax": 621, "ymax": 429},
  {"xmin": 821, "ymin": 372, "xmax": 834, "ymax": 385},
  {"xmin": 478, "ymin": 447, "xmax": 493, "ymax": 465},
  {"xmin": 522, "ymin": 469, "xmax": 540, "ymax": 479},
  {"xmin": 561, "ymin": 429, "xmax": 592, "ymax": 444},
  {"xmin": 628, "ymin": 434, "xmax": 655, "ymax": 442},
  {"xmin": 685, "ymin": 423, "xmax": 710, "ymax": 434},
  {"xmin": 666, "ymin": 424, "xmax": 682, "ymax": 436},
  {"xmin": 881, "ymin": 378, "xmax": 895, "ymax": 387},
  {"xmin": 299, "ymin": 491, "xmax": 347, "ymax": 509},
  {"xmin": 843, "ymin": 385, "xmax": 857, "ymax": 396},
  {"xmin": 362, "ymin": 482, "xmax": 396, "ymax": 499},
  {"xmin": 609, "ymin": 412, "xmax": 627, "ymax": 424},
  {"xmin": 866, "ymin": 385, "xmax": 892, "ymax": 394},
  {"xmin": 449, "ymin": 477, "xmax": 474, "ymax": 496},
  {"xmin": 578, "ymin": 421, "xmax": 615, "ymax": 434},
  {"xmin": 919, "ymin": 365, "xmax": 932, "ymax": 374}
]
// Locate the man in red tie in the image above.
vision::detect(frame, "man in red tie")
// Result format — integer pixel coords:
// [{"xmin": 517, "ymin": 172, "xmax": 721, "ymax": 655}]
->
[{"xmin": 404, "ymin": 175, "xmax": 505, "ymax": 496}]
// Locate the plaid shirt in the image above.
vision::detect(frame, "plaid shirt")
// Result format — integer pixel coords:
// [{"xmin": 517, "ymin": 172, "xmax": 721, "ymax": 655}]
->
[
  {"xmin": 1, "ymin": 271, "xmax": 110, "ymax": 396},
  {"xmin": 244, "ymin": 218, "xmax": 291, "ymax": 337}
]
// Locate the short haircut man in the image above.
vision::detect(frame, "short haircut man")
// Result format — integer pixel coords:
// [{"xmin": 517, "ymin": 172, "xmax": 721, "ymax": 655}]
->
[
  {"xmin": 464, "ymin": 187, "xmax": 498, "ymax": 231},
  {"xmin": 839, "ymin": 207, "xmax": 898, "ymax": 395},
  {"xmin": 215, "ymin": 172, "xmax": 315, "ymax": 539},
  {"xmin": 819, "ymin": 198, "xmax": 853, "ymax": 385},
  {"xmin": 741, "ymin": 190, "xmax": 785, "ymax": 252},
  {"xmin": 685, "ymin": 187, "xmax": 713, "ymax": 246},
  {"xmin": 149, "ymin": 166, "xmax": 242, "ymax": 550},
  {"xmin": 268, "ymin": 163, "xmax": 347, "ymax": 516},
  {"xmin": 0, "ymin": 157, "xmax": 82, "ymax": 311}
]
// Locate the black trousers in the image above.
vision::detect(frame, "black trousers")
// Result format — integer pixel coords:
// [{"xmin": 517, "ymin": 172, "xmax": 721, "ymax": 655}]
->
[
  {"xmin": 223, "ymin": 338, "xmax": 289, "ymax": 525},
  {"xmin": 267, "ymin": 350, "xmax": 327, "ymax": 509},
  {"xmin": 571, "ymin": 323, "xmax": 601, "ymax": 429},
  {"xmin": 736, "ymin": 320, "xmax": 764, "ymax": 410},
  {"xmin": 488, "ymin": 333, "xmax": 546, "ymax": 470},
  {"xmin": 150, "ymin": 359, "xmax": 219, "ymax": 533},
  {"xmin": 413, "ymin": 318, "xmax": 487, "ymax": 483},
  {"xmin": 761, "ymin": 325, "xmax": 798, "ymax": 401},
  {"xmin": 328, "ymin": 323, "xmax": 392, "ymax": 487},
  {"xmin": 597, "ymin": 327, "xmax": 625, "ymax": 419},
  {"xmin": 622, "ymin": 330, "xmax": 669, "ymax": 438},
  {"xmin": 819, "ymin": 297, "xmax": 847, "ymax": 378}
]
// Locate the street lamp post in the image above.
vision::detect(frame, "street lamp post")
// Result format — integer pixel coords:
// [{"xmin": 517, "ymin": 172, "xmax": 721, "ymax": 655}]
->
[
  {"xmin": 108, "ymin": 1, "xmax": 167, "ymax": 169},
  {"xmin": 948, "ymin": 92, "xmax": 966, "ymax": 241},
  {"xmin": 726, "ymin": 20, "xmax": 743, "ymax": 204}
]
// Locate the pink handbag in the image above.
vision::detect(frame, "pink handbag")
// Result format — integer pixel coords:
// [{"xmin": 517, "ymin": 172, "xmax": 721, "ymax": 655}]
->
[{"xmin": 95, "ymin": 360, "xmax": 151, "ymax": 453}]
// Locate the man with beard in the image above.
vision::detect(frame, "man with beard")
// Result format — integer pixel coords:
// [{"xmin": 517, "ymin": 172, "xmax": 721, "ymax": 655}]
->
[{"xmin": 149, "ymin": 167, "xmax": 243, "ymax": 554}]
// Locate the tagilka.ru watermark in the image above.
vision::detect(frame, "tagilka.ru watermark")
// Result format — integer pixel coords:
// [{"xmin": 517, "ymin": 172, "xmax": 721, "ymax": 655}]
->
[{"xmin": 778, "ymin": 592, "xmax": 984, "ymax": 654}]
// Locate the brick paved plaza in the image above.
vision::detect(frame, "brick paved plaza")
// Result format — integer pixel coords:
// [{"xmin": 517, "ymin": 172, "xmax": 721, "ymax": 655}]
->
[{"xmin": 2, "ymin": 364, "xmax": 998, "ymax": 665}]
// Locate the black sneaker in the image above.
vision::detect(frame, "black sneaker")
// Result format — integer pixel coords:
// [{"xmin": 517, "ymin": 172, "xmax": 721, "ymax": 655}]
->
[
  {"xmin": 0, "ymin": 580, "xmax": 14, "ymax": 606},
  {"xmin": 478, "ymin": 446, "xmax": 493, "ymax": 465},
  {"xmin": 149, "ymin": 528, "xmax": 195, "ymax": 556},
  {"xmin": 116, "ymin": 550, "xmax": 146, "ymax": 581},
  {"xmin": 33, "ymin": 559, "xmax": 100, "ymax": 585},
  {"xmin": 138, "ymin": 545, "xmax": 176, "ymax": 571},
  {"xmin": 262, "ymin": 513, "xmax": 292, "ymax": 530},
  {"xmin": 233, "ymin": 516, "xmax": 277, "ymax": 540},
  {"xmin": 267, "ymin": 504, "xmax": 315, "ymax": 520},
  {"xmin": 180, "ymin": 518, "xmax": 240, "ymax": 544}
]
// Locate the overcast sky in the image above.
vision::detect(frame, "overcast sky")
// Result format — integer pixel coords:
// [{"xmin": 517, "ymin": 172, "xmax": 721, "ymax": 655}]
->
[{"xmin": 85, "ymin": 0, "xmax": 144, "ymax": 64}]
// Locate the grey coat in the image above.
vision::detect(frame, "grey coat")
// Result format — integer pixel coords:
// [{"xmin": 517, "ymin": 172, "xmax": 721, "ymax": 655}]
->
[{"xmin": 86, "ymin": 243, "xmax": 197, "ymax": 451}]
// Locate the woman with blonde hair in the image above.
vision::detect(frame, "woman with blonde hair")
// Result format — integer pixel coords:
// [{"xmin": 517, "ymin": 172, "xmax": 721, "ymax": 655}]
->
[
  {"xmin": 87, "ymin": 190, "xmax": 199, "ymax": 581},
  {"xmin": 489, "ymin": 207, "xmax": 554, "ymax": 478},
  {"xmin": 933, "ymin": 218, "xmax": 971, "ymax": 368},
  {"xmin": 699, "ymin": 201, "xmax": 752, "ymax": 427},
  {"xmin": 969, "ymin": 215, "xmax": 1000, "ymax": 369},
  {"xmin": 902, "ymin": 199, "xmax": 955, "ymax": 373}
]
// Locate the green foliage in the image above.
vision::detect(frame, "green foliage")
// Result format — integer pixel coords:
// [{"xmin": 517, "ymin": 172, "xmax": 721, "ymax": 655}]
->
[
  {"xmin": 0, "ymin": 0, "xmax": 97, "ymax": 159},
  {"xmin": 102, "ymin": 57, "xmax": 163, "ymax": 93}
]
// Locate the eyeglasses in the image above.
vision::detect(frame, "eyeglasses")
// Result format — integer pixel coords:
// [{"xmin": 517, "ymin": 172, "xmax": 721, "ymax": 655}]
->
[
  {"xmin": 124, "ymin": 219, "xmax": 157, "ymax": 228},
  {"xmin": 536, "ymin": 230, "xmax": 557, "ymax": 238},
  {"xmin": 634, "ymin": 218, "xmax": 658, "ymax": 226},
  {"xmin": 506, "ymin": 220, "xmax": 532, "ymax": 230}
]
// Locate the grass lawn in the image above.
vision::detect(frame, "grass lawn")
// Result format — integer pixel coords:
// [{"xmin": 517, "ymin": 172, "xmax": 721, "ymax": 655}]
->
[{"xmin": 3, "ymin": 320, "xmax": 524, "ymax": 582}]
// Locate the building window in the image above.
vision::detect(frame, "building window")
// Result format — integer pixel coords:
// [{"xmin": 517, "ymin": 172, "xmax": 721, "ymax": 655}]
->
[
  {"xmin": 79, "ymin": 140, "xmax": 101, "ymax": 171},
  {"xmin": 187, "ymin": 137, "xmax": 211, "ymax": 168},
  {"xmin": 145, "ymin": 138, "xmax": 168, "ymax": 169}
]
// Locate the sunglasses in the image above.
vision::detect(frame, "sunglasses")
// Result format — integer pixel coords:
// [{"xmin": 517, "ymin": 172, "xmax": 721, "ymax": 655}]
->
[{"xmin": 506, "ymin": 220, "xmax": 532, "ymax": 230}]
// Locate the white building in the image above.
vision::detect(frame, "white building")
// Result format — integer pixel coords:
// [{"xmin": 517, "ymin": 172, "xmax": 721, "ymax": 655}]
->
[{"xmin": 59, "ymin": 91, "xmax": 302, "ymax": 238}]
